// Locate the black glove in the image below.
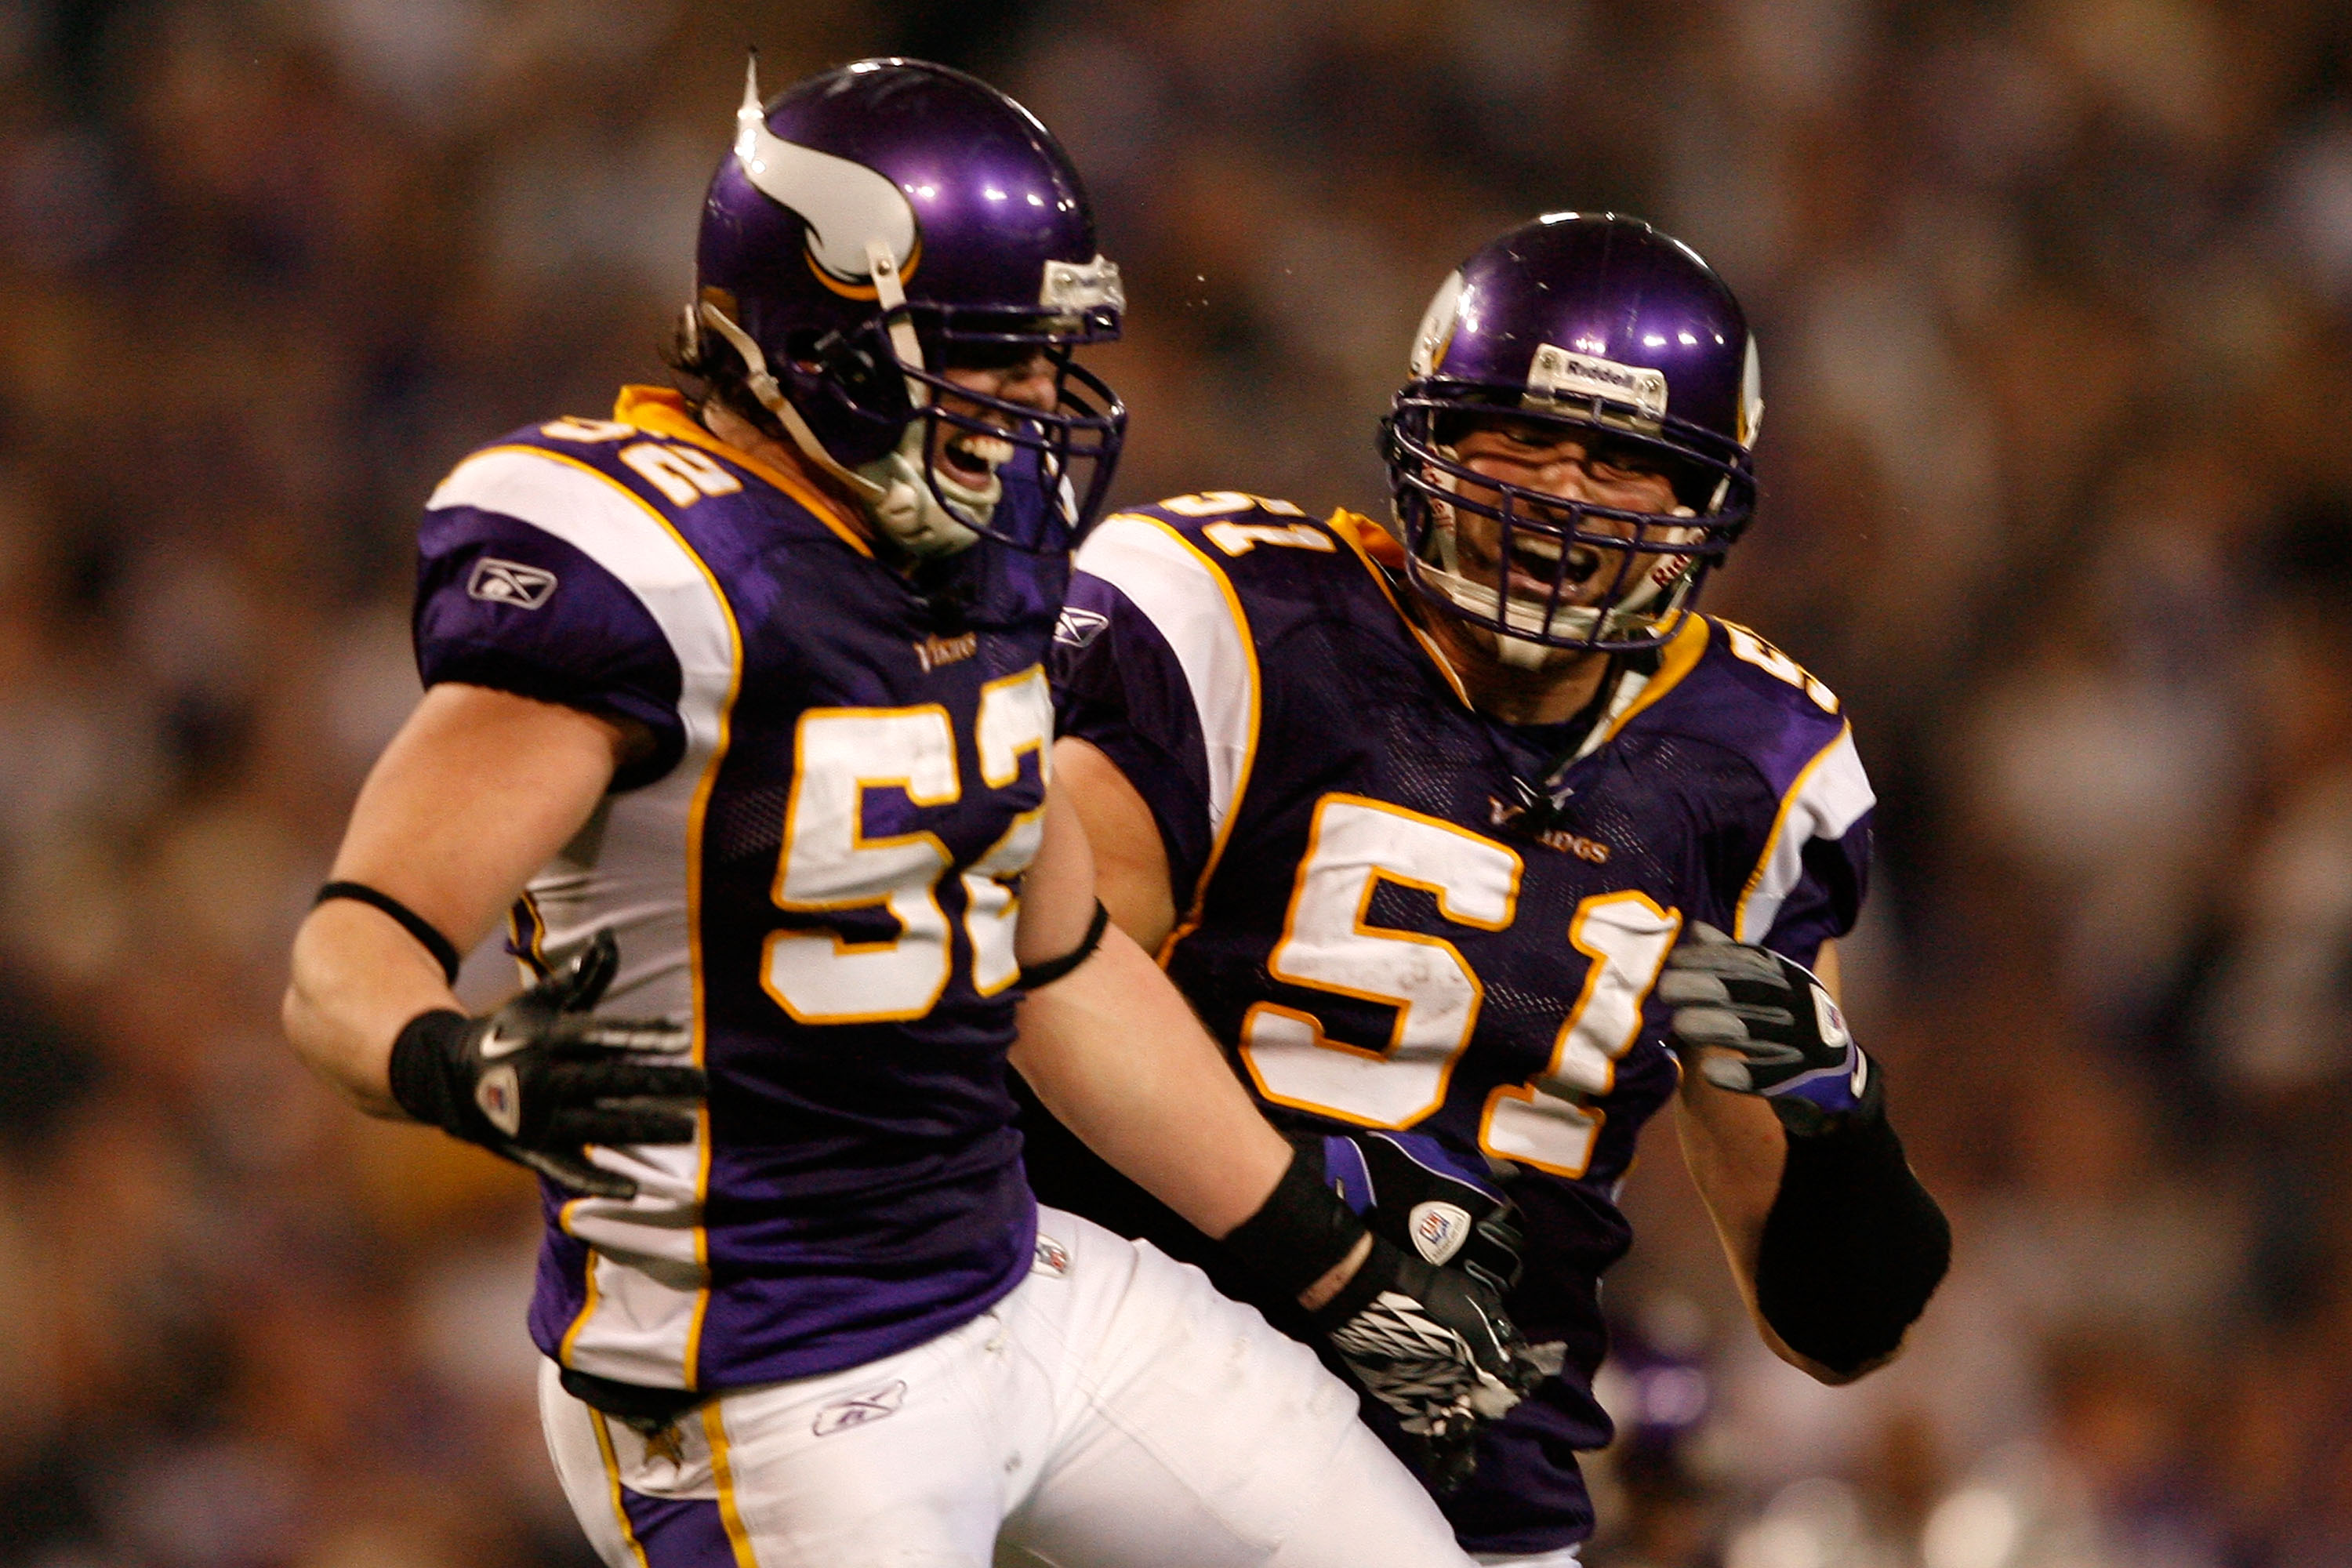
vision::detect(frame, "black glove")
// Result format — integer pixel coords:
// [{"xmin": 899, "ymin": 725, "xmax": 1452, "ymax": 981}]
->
[
  {"xmin": 1657, "ymin": 923, "xmax": 1867, "ymax": 1131},
  {"xmin": 1221, "ymin": 1144, "xmax": 1540, "ymax": 1492},
  {"xmin": 1315, "ymin": 1131, "xmax": 1526, "ymax": 1298},
  {"xmin": 1310, "ymin": 1234, "xmax": 1538, "ymax": 1493},
  {"xmin": 388, "ymin": 930, "xmax": 702, "ymax": 1199}
]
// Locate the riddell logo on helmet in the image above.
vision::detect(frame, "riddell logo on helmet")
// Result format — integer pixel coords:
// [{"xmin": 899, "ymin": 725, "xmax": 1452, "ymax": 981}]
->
[{"xmin": 1526, "ymin": 344, "xmax": 1668, "ymax": 422}]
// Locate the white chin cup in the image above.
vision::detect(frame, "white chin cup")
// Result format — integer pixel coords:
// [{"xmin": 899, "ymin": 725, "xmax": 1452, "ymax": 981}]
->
[{"xmin": 852, "ymin": 423, "xmax": 1000, "ymax": 557}]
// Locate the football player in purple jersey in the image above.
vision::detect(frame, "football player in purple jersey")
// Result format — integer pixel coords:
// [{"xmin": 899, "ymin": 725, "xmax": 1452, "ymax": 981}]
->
[
  {"xmin": 282, "ymin": 59, "xmax": 1536, "ymax": 1568},
  {"xmin": 1025, "ymin": 213, "xmax": 1951, "ymax": 1563}
]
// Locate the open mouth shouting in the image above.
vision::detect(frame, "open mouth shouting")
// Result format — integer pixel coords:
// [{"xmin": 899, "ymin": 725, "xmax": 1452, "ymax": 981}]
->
[
  {"xmin": 935, "ymin": 426, "xmax": 1015, "ymax": 491},
  {"xmin": 1501, "ymin": 530, "xmax": 1609, "ymax": 598},
  {"xmin": 1467, "ymin": 524, "xmax": 1613, "ymax": 605}
]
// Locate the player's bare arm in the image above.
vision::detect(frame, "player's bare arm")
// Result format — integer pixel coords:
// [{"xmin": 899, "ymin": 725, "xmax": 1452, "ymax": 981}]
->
[
  {"xmin": 283, "ymin": 682, "xmax": 639, "ymax": 1112},
  {"xmin": 1050, "ymin": 735, "xmax": 1178, "ymax": 952},
  {"xmin": 1008, "ymin": 786, "xmax": 1300, "ymax": 1243},
  {"xmin": 284, "ymin": 684, "xmax": 699, "ymax": 1200}
]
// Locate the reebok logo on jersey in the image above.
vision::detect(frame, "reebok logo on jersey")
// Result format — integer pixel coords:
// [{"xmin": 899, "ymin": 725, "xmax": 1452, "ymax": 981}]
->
[
  {"xmin": 468, "ymin": 557, "xmax": 558, "ymax": 608},
  {"xmin": 1032, "ymin": 1236, "xmax": 1071, "ymax": 1277},
  {"xmin": 1407, "ymin": 1201, "xmax": 1473, "ymax": 1266},
  {"xmin": 813, "ymin": 1380, "xmax": 906, "ymax": 1436},
  {"xmin": 1054, "ymin": 606, "xmax": 1109, "ymax": 648}
]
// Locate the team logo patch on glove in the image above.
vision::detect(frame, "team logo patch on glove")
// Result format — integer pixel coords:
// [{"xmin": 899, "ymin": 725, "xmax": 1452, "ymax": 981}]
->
[
  {"xmin": 1409, "ymin": 1201, "xmax": 1473, "ymax": 1265},
  {"xmin": 1321, "ymin": 1131, "xmax": 1527, "ymax": 1296}
]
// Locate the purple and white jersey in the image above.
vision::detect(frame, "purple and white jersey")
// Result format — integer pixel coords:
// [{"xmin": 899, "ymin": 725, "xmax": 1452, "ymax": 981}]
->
[
  {"xmin": 1042, "ymin": 495, "xmax": 1872, "ymax": 1555},
  {"xmin": 415, "ymin": 387, "xmax": 1064, "ymax": 1395}
]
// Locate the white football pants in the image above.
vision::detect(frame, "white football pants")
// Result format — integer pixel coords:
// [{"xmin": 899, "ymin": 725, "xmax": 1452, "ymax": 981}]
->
[{"xmin": 541, "ymin": 1206, "xmax": 1475, "ymax": 1568}]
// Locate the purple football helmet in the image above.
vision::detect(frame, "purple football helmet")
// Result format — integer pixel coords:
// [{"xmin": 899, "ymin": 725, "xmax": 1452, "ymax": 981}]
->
[
  {"xmin": 1384, "ymin": 214, "xmax": 1762, "ymax": 653},
  {"xmin": 691, "ymin": 57, "xmax": 1125, "ymax": 555}
]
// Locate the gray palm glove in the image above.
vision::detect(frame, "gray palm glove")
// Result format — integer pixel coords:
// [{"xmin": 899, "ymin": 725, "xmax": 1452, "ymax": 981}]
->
[{"xmin": 1657, "ymin": 924, "xmax": 1868, "ymax": 1127}]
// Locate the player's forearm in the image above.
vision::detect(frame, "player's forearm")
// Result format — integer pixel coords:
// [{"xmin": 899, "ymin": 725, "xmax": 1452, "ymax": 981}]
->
[
  {"xmin": 1682, "ymin": 1098, "xmax": 1846, "ymax": 1381},
  {"xmin": 1010, "ymin": 922, "xmax": 1292, "ymax": 1240},
  {"xmin": 1673, "ymin": 1069, "xmax": 1787, "ymax": 1323},
  {"xmin": 285, "ymin": 684, "xmax": 633, "ymax": 1113},
  {"xmin": 284, "ymin": 901, "xmax": 461, "ymax": 1116}
]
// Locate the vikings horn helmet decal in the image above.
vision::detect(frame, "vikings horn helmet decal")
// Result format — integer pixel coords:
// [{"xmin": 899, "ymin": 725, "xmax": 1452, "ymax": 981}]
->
[
  {"xmin": 693, "ymin": 56, "xmax": 1126, "ymax": 557},
  {"xmin": 1384, "ymin": 213, "xmax": 1761, "ymax": 655},
  {"xmin": 731, "ymin": 68, "xmax": 918, "ymax": 289}
]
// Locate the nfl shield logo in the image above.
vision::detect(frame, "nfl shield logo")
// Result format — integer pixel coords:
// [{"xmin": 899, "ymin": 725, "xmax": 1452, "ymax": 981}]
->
[{"xmin": 1407, "ymin": 1201, "xmax": 1472, "ymax": 1265}]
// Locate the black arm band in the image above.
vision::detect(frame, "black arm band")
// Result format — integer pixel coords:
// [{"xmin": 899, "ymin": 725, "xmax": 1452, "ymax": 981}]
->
[
  {"xmin": 1018, "ymin": 899, "xmax": 1112, "ymax": 991},
  {"xmin": 1755, "ymin": 1066, "xmax": 1951, "ymax": 1377},
  {"xmin": 1221, "ymin": 1140, "xmax": 1369, "ymax": 1305},
  {"xmin": 317, "ymin": 880, "xmax": 463, "ymax": 985}
]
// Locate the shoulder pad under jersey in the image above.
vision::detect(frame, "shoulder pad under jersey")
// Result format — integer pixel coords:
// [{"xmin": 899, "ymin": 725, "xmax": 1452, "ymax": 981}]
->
[{"xmin": 1617, "ymin": 615, "xmax": 1873, "ymax": 955}]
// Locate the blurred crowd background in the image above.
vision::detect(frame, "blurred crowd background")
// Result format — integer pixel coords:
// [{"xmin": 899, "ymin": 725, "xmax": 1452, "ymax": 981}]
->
[{"xmin": 2, "ymin": 0, "xmax": 2349, "ymax": 1563}]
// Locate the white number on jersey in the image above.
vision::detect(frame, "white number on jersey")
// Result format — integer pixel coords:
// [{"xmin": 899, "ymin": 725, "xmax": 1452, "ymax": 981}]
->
[
  {"xmin": 1720, "ymin": 621, "xmax": 1838, "ymax": 713},
  {"xmin": 1203, "ymin": 521, "xmax": 1336, "ymax": 557},
  {"xmin": 1239, "ymin": 795, "xmax": 1680, "ymax": 1178},
  {"xmin": 621, "ymin": 443, "xmax": 744, "ymax": 507},
  {"xmin": 1240, "ymin": 796, "xmax": 1521, "ymax": 1126},
  {"xmin": 763, "ymin": 668, "xmax": 1052, "ymax": 1022},
  {"xmin": 1157, "ymin": 490, "xmax": 1307, "ymax": 519}
]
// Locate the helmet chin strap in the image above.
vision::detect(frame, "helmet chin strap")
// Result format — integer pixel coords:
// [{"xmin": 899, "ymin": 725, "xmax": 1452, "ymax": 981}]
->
[{"xmin": 693, "ymin": 281, "xmax": 989, "ymax": 557}]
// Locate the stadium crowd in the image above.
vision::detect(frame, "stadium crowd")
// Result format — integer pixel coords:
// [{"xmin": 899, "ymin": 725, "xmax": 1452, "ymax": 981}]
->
[{"xmin": 1, "ymin": 0, "xmax": 2348, "ymax": 1563}]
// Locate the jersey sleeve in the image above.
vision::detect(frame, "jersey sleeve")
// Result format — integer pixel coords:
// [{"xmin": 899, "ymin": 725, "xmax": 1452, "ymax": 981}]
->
[
  {"xmin": 414, "ymin": 452, "xmax": 688, "ymax": 791},
  {"xmin": 1049, "ymin": 512, "xmax": 1262, "ymax": 910},
  {"xmin": 1728, "ymin": 723, "xmax": 1875, "ymax": 970}
]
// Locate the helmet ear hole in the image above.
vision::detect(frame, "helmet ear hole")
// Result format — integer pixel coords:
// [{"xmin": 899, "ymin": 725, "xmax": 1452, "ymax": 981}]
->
[{"xmin": 811, "ymin": 327, "xmax": 914, "ymax": 426}]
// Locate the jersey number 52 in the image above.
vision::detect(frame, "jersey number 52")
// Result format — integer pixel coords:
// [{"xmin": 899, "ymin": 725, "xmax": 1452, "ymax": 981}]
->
[
  {"xmin": 1237, "ymin": 794, "xmax": 1681, "ymax": 1178},
  {"xmin": 762, "ymin": 669, "xmax": 1052, "ymax": 1022}
]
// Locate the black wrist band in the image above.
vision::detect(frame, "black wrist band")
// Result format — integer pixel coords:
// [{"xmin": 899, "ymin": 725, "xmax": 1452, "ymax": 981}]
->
[
  {"xmin": 389, "ymin": 1008, "xmax": 470, "ymax": 1131},
  {"xmin": 1019, "ymin": 900, "xmax": 1112, "ymax": 991},
  {"xmin": 1221, "ymin": 1142, "xmax": 1368, "ymax": 1304},
  {"xmin": 317, "ymin": 881, "xmax": 463, "ymax": 985},
  {"xmin": 1756, "ymin": 1065, "xmax": 1950, "ymax": 1375}
]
